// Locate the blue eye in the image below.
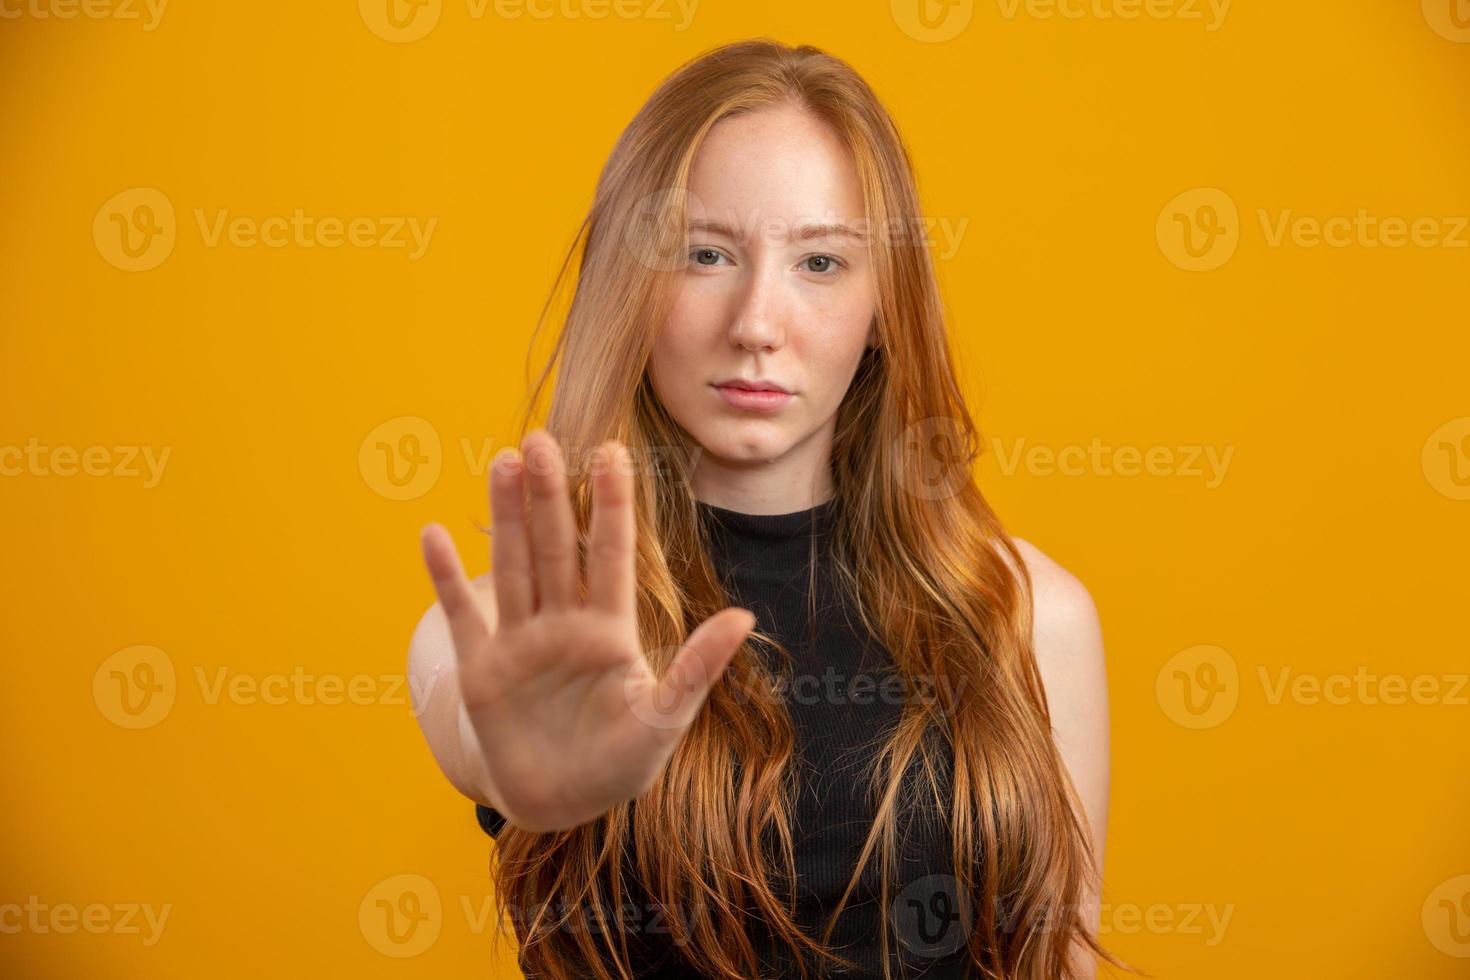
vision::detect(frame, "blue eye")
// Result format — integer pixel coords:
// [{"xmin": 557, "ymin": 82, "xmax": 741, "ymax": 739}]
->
[
  {"xmin": 802, "ymin": 254, "xmax": 841, "ymax": 274},
  {"xmin": 690, "ymin": 247, "xmax": 727, "ymax": 266}
]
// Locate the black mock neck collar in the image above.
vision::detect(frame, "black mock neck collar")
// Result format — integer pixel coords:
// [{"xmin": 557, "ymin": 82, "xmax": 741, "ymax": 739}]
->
[{"xmin": 696, "ymin": 497, "xmax": 838, "ymax": 542}]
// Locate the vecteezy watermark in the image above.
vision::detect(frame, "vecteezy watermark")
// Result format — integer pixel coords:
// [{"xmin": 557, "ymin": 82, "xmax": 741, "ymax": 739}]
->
[
  {"xmin": 621, "ymin": 187, "xmax": 970, "ymax": 274},
  {"xmin": 896, "ymin": 416, "xmax": 973, "ymax": 502},
  {"xmin": 0, "ymin": 0, "xmax": 168, "ymax": 30},
  {"xmin": 359, "ymin": 416, "xmax": 443, "ymax": 501},
  {"xmin": 0, "ymin": 897, "xmax": 172, "ymax": 945},
  {"xmin": 360, "ymin": 874, "xmax": 442, "ymax": 957},
  {"xmin": 1422, "ymin": 416, "xmax": 1470, "ymax": 501},
  {"xmin": 890, "ymin": 0, "xmax": 1228, "ymax": 43},
  {"xmin": 892, "ymin": 874, "xmax": 972, "ymax": 960},
  {"xmin": 1256, "ymin": 666, "xmax": 1470, "ymax": 708},
  {"xmin": 621, "ymin": 658, "xmax": 971, "ymax": 733},
  {"xmin": 761, "ymin": 667, "xmax": 967, "ymax": 711},
  {"xmin": 1156, "ymin": 644, "xmax": 1470, "ymax": 730},
  {"xmin": 92, "ymin": 646, "xmax": 442, "ymax": 729},
  {"xmin": 1157, "ymin": 187, "xmax": 1470, "ymax": 272},
  {"xmin": 1423, "ymin": 0, "xmax": 1470, "ymax": 43},
  {"xmin": 988, "ymin": 436, "xmax": 1234, "ymax": 489},
  {"xmin": 1256, "ymin": 209, "xmax": 1470, "ymax": 250},
  {"xmin": 358, "ymin": 0, "xmax": 700, "ymax": 43},
  {"xmin": 890, "ymin": 873, "xmax": 1236, "ymax": 962},
  {"xmin": 1423, "ymin": 873, "xmax": 1470, "ymax": 957},
  {"xmin": 92, "ymin": 187, "xmax": 436, "ymax": 272},
  {"xmin": 357, "ymin": 415, "xmax": 700, "ymax": 501},
  {"xmin": 993, "ymin": 0, "xmax": 1229, "ymax": 30},
  {"xmin": 361, "ymin": 872, "xmax": 1235, "ymax": 961},
  {"xmin": 358, "ymin": 872, "xmax": 702, "ymax": 958},
  {"xmin": 1099, "ymin": 900, "xmax": 1234, "ymax": 947},
  {"xmin": 1156, "ymin": 645, "xmax": 1239, "ymax": 729},
  {"xmin": 0, "ymin": 439, "xmax": 171, "ymax": 488},
  {"xmin": 889, "ymin": 0, "xmax": 976, "ymax": 43},
  {"xmin": 724, "ymin": 664, "xmax": 967, "ymax": 714}
]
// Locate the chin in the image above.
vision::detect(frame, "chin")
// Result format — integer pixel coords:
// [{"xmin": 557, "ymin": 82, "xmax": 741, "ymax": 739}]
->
[{"xmin": 691, "ymin": 422, "xmax": 791, "ymax": 466}]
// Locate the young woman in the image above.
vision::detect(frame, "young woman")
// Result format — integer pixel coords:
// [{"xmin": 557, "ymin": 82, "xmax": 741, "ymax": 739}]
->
[{"xmin": 409, "ymin": 39, "xmax": 1122, "ymax": 980}]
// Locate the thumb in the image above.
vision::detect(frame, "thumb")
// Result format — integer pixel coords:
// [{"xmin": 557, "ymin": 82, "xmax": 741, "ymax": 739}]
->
[{"xmin": 639, "ymin": 608, "xmax": 756, "ymax": 734}]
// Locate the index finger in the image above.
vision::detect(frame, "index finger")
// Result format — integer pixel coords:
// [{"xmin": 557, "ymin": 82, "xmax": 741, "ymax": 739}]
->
[{"xmin": 420, "ymin": 522, "xmax": 491, "ymax": 667}]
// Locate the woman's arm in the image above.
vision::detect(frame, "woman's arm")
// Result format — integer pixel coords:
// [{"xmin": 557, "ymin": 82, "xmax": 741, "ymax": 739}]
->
[
  {"xmin": 407, "ymin": 570, "xmax": 508, "ymax": 813},
  {"xmin": 1013, "ymin": 538, "xmax": 1112, "ymax": 980}
]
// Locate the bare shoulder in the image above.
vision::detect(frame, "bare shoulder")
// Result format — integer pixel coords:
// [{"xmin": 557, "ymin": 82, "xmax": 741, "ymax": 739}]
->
[
  {"xmin": 1005, "ymin": 536, "xmax": 1110, "ymax": 818},
  {"xmin": 1008, "ymin": 538, "xmax": 1103, "ymax": 663}
]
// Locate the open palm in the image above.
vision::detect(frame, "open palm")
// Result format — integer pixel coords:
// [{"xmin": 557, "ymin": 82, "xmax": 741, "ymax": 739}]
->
[{"xmin": 418, "ymin": 431, "xmax": 754, "ymax": 833}]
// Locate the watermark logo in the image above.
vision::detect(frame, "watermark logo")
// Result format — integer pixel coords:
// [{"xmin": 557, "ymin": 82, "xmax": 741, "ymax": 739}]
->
[
  {"xmin": 93, "ymin": 187, "xmax": 176, "ymax": 272},
  {"xmin": 892, "ymin": 873, "xmax": 972, "ymax": 959},
  {"xmin": 358, "ymin": 873, "xmax": 703, "ymax": 952},
  {"xmin": 624, "ymin": 644, "xmax": 708, "ymax": 732},
  {"xmin": 1423, "ymin": 0, "xmax": 1470, "ymax": 42},
  {"xmin": 888, "ymin": 878, "xmax": 1236, "ymax": 955},
  {"xmin": 360, "ymin": 0, "xmax": 442, "ymax": 41},
  {"xmin": 1422, "ymin": 416, "xmax": 1470, "ymax": 501},
  {"xmin": 1157, "ymin": 187, "xmax": 1239, "ymax": 272},
  {"xmin": 359, "ymin": 416, "xmax": 443, "ymax": 500},
  {"xmin": 92, "ymin": 646, "xmax": 177, "ymax": 730},
  {"xmin": 360, "ymin": 0, "xmax": 698, "ymax": 41},
  {"xmin": 628, "ymin": 194, "xmax": 969, "ymax": 273},
  {"xmin": 359, "ymin": 423, "xmax": 699, "ymax": 502},
  {"xmin": 1159, "ymin": 645, "xmax": 1469, "ymax": 729},
  {"xmin": 1156, "ymin": 644, "xmax": 1238, "ymax": 729},
  {"xmin": 1160, "ymin": 189, "xmax": 1470, "ymax": 270},
  {"xmin": 624, "ymin": 186, "xmax": 702, "ymax": 273},
  {"xmin": 1424, "ymin": 874, "xmax": 1470, "ymax": 957},
  {"xmin": 892, "ymin": 0, "xmax": 974, "ymax": 42},
  {"xmin": 94, "ymin": 647, "xmax": 440, "ymax": 727},
  {"xmin": 897, "ymin": 416, "xmax": 973, "ymax": 501},
  {"xmin": 93, "ymin": 188, "xmax": 437, "ymax": 269},
  {"xmin": 359, "ymin": 874, "xmax": 442, "ymax": 957}
]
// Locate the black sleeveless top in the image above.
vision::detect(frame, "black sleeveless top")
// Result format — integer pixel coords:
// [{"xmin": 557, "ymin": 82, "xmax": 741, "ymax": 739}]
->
[{"xmin": 474, "ymin": 498, "xmax": 972, "ymax": 978}]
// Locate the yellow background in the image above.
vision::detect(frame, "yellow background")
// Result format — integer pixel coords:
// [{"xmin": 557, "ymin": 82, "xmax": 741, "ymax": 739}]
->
[{"xmin": 3, "ymin": 1, "xmax": 1468, "ymax": 976}]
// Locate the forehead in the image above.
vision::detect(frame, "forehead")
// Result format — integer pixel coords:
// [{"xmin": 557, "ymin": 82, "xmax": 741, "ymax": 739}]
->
[{"xmin": 686, "ymin": 106, "xmax": 865, "ymax": 232}]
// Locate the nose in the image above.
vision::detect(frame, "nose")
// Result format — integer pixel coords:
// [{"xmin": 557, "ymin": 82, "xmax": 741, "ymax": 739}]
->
[{"xmin": 727, "ymin": 265, "xmax": 786, "ymax": 353}]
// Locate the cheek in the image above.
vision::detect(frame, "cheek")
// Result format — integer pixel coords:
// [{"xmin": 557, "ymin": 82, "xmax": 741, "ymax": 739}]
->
[
  {"xmin": 788, "ymin": 299, "xmax": 873, "ymax": 403},
  {"xmin": 652, "ymin": 282, "xmax": 727, "ymax": 374},
  {"xmin": 649, "ymin": 316, "xmax": 706, "ymax": 401},
  {"xmin": 666, "ymin": 278, "xmax": 729, "ymax": 337},
  {"xmin": 800, "ymin": 291, "xmax": 874, "ymax": 357}
]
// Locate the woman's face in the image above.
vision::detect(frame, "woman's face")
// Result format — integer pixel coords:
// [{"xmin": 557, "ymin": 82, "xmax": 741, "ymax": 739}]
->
[{"xmin": 646, "ymin": 104, "xmax": 878, "ymax": 511}]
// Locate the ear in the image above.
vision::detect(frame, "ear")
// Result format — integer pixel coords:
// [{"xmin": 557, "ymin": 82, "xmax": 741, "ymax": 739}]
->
[{"xmin": 867, "ymin": 315, "xmax": 879, "ymax": 349}]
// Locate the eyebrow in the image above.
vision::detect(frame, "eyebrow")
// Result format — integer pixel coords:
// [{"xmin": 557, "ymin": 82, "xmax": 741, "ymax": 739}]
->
[
  {"xmin": 797, "ymin": 221, "xmax": 866, "ymax": 242},
  {"xmin": 686, "ymin": 218, "xmax": 867, "ymax": 243}
]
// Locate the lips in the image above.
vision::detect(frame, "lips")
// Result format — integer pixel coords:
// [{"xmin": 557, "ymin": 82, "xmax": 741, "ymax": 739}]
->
[
  {"xmin": 714, "ymin": 379, "xmax": 791, "ymax": 394},
  {"xmin": 712, "ymin": 381, "xmax": 793, "ymax": 413}
]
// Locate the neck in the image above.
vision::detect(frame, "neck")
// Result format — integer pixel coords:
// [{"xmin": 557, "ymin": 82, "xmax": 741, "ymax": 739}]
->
[{"xmin": 686, "ymin": 427, "xmax": 837, "ymax": 515}]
